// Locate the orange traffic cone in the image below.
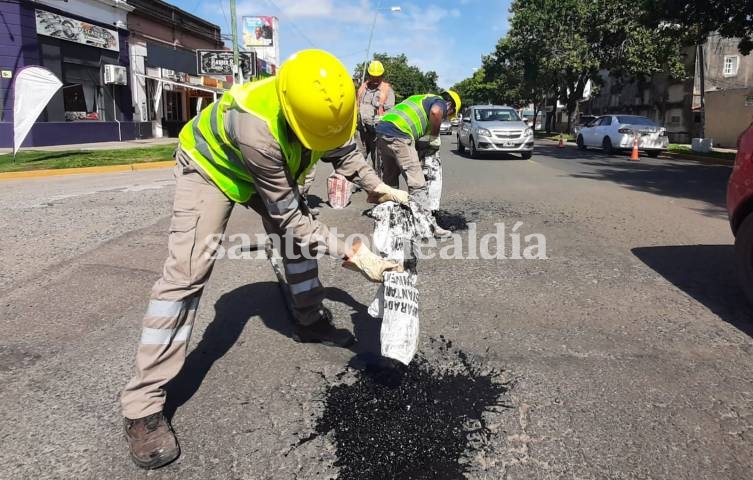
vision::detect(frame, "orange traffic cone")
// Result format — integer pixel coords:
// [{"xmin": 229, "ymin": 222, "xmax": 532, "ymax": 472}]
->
[
  {"xmin": 558, "ymin": 134, "xmax": 565, "ymax": 148},
  {"xmin": 630, "ymin": 135, "xmax": 640, "ymax": 161}
]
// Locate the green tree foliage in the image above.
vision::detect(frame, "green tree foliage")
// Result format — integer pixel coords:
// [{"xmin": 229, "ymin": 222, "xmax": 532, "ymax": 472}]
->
[
  {"xmin": 469, "ymin": 0, "xmax": 686, "ymax": 131},
  {"xmin": 451, "ymin": 68, "xmax": 500, "ymax": 107},
  {"xmin": 642, "ymin": 0, "xmax": 753, "ymax": 54},
  {"xmin": 354, "ymin": 53, "xmax": 440, "ymax": 100}
]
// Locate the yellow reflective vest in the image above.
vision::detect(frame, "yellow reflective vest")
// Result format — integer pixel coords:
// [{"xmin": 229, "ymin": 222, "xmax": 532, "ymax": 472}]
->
[{"xmin": 178, "ymin": 77, "xmax": 323, "ymax": 203}]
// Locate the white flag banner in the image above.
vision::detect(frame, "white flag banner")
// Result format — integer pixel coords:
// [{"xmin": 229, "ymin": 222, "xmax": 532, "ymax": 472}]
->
[{"xmin": 13, "ymin": 66, "xmax": 63, "ymax": 156}]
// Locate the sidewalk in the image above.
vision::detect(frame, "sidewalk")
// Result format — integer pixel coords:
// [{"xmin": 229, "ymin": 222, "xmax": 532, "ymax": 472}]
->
[{"xmin": 0, "ymin": 137, "xmax": 178, "ymax": 155}]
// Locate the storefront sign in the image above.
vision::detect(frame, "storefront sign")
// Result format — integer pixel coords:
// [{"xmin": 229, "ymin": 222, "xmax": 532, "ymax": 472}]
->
[
  {"xmin": 35, "ymin": 10, "xmax": 119, "ymax": 52},
  {"xmin": 197, "ymin": 50, "xmax": 256, "ymax": 77}
]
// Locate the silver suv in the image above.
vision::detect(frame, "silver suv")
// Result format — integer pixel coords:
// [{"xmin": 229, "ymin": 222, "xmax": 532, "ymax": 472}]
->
[{"xmin": 457, "ymin": 105, "xmax": 534, "ymax": 159}]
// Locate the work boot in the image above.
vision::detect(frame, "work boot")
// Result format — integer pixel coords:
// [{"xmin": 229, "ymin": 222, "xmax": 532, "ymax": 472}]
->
[
  {"xmin": 433, "ymin": 224, "xmax": 452, "ymax": 238},
  {"xmin": 292, "ymin": 307, "xmax": 355, "ymax": 347},
  {"xmin": 124, "ymin": 412, "xmax": 180, "ymax": 469}
]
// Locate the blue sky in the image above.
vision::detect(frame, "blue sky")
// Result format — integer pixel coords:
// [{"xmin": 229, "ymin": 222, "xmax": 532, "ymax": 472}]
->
[{"xmin": 171, "ymin": 0, "xmax": 512, "ymax": 88}]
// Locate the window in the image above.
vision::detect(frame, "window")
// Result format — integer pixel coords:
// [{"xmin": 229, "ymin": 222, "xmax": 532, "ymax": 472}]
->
[
  {"xmin": 724, "ymin": 55, "xmax": 739, "ymax": 76},
  {"xmin": 616, "ymin": 116, "xmax": 657, "ymax": 126},
  {"xmin": 474, "ymin": 108, "xmax": 520, "ymax": 122},
  {"xmin": 62, "ymin": 63, "xmax": 102, "ymax": 121}
]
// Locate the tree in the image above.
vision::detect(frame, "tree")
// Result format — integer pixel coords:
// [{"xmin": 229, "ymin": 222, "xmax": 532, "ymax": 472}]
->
[
  {"xmin": 497, "ymin": 0, "xmax": 685, "ymax": 132},
  {"xmin": 451, "ymin": 68, "xmax": 500, "ymax": 107},
  {"xmin": 354, "ymin": 53, "xmax": 439, "ymax": 100},
  {"xmin": 642, "ymin": 0, "xmax": 753, "ymax": 54}
]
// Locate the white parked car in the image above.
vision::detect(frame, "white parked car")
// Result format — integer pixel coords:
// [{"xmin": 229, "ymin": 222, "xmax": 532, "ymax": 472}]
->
[
  {"xmin": 457, "ymin": 105, "xmax": 534, "ymax": 159},
  {"xmin": 575, "ymin": 115, "xmax": 668, "ymax": 157}
]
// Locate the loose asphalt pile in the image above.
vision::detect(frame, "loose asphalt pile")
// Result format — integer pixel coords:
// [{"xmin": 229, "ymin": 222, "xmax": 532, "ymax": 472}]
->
[{"xmin": 306, "ymin": 338, "xmax": 512, "ymax": 479}]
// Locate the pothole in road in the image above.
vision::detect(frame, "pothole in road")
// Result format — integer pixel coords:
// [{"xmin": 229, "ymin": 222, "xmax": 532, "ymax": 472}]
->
[
  {"xmin": 300, "ymin": 338, "xmax": 513, "ymax": 479},
  {"xmin": 434, "ymin": 209, "xmax": 470, "ymax": 231}
]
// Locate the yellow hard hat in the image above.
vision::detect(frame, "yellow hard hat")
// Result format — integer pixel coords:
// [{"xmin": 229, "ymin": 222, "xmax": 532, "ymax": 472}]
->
[
  {"xmin": 367, "ymin": 60, "xmax": 385, "ymax": 77},
  {"xmin": 276, "ymin": 49, "xmax": 357, "ymax": 151},
  {"xmin": 442, "ymin": 89, "xmax": 462, "ymax": 118}
]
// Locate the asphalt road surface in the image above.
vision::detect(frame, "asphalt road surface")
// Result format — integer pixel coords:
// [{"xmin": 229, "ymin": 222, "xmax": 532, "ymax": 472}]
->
[{"xmin": 1, "ymin": 138, "xmax": 749, "ymax": 479}]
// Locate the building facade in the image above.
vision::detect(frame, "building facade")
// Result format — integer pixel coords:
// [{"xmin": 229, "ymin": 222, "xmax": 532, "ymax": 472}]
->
[
  {"xmin": 0, "ymin": 0, "xmax": 139, "ymax": 148},
  {"xmin": 127, "ymin": 0, "xmax": 227, "ymax": 138},
  {"xmin": 702, "ymin": 34, "xmax": 753, "ymax": 147}
]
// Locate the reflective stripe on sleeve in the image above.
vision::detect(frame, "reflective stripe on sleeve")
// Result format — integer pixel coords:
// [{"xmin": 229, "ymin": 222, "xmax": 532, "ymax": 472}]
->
[
  {"xmin": 288, "ymin": 277, "xmax": 322, "ymax": 295},
  {"xmin": 285, "ymin": 259, "xmax": 318, "ymax": 275},
  {"xmin": 403, "ymin": 100, "xmax": 429, "ymax": 134},
  {"xmin": 140, "ymin": 325, "xmax": 193, "ymax": 345},
  {"xmin": 266, "ymin": 190, "xmax": 300, "ymax": 215},
  {"xmin": 145, "ymin": 297, "xmax": 200, "ymax": 318}
]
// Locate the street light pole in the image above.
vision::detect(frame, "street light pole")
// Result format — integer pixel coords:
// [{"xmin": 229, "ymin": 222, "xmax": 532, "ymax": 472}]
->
[
  {"xmin": 360, "ymin": 3, "xmax": 401, "ymax": 85},
  {"xmin": 230, "ymin": 0, "xmax": 240, "ymax": 84}
]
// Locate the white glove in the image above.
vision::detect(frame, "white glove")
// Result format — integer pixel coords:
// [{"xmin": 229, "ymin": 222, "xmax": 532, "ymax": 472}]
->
[
  {"xmin": 418, "ymin": 134, "xmax": 441, "ymax": 151},
  {"xmin": 367, "ymin": 183, "xmax": 409, "ymax": 205},
  {"xmin": 343, "ymin": 242, "xmax": 402, "ymax": 282}
]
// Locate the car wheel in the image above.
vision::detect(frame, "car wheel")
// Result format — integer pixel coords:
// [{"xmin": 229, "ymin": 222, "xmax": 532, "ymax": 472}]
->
[
  {"xmin": 736, "ymin": 214, "xmax": 753, "ymax": 305},
  {"xmin": 602, "ymin": 136, "xmax": 613, "ymax": 155},
  {"xmin": 521, "ymin": 151, "xmax": 532, "ymax": 160},
  {"xmin": 646, "ymin": 150, "xmax": 661, "ymax": 158},
  {"xmin": 469, "ymin": 137, "xmax": 479, "ymax": 158},
  {"xmin": 457, "ymin": 134, "xmax": 465, "ymax": 154},
  {"xmin": 577, "ymin": 135, "xmax": 587, "ymax": 150}
]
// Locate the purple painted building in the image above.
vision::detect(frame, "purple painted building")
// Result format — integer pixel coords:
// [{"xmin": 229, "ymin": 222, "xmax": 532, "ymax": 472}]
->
[{"xmin": 0, "ymin": 0, "xmax": 148, "ymax": 148}]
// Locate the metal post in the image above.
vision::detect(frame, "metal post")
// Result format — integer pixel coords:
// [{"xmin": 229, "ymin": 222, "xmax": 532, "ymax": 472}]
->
[
  {"xmin": 230, "ymin": 0, "xmax": 240, "ymax": 84},
  {"xmin": 697, "ymin": 43, "xmax": 706, "ymax": 139},
  {"xmin": 360, "ymin": 0, "xmax": 382, "ymax": 85}
]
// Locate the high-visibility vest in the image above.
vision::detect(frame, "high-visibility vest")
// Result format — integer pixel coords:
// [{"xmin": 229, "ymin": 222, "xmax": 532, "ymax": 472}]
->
[
  {"xmin": 178, "ymin": 77, "xmax": 323, "ymax": 203},
  {"xmin": 358, "ymin": 81, "xmax": 392, "ymax": 115},
  {"xmin": 380, "ymin": 94, "xmax": 440, "ymax": 140}
]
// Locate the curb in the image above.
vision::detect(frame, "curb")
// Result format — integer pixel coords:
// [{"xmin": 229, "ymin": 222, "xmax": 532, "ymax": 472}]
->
[
  {"xmin": 538, "ymin": 138, "xmax": 734, "ymax": 166},
  {"xmin": 0, "ymin": 160, "xmax": 176, "ymax": 180}
]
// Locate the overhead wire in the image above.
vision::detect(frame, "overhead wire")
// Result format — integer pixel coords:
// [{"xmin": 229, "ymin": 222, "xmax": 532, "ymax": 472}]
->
[{"xmin": 264, "ymin": 0, "xmax": 317, "ymax": 48}]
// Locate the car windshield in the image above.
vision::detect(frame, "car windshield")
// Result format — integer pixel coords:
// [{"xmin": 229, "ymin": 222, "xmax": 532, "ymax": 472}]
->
[
  {"xmin": 616, "ymin": 116, "xmax": 657, "ymax": 126},
  {"xmin": 474, "ymin": 108, "xmax": 520, "ymax": 122}
]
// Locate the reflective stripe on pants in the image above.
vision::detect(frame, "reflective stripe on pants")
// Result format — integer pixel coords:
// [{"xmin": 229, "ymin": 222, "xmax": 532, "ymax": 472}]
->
[{"xmin": 121, "ymin": 157, "xmax": 234, "ymax": 419}]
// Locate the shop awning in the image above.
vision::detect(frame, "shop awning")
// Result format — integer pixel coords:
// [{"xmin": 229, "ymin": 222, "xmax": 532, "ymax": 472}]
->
[{"xmin": 135, "ymin": 73, "xmax": 225, "ymax": 99}]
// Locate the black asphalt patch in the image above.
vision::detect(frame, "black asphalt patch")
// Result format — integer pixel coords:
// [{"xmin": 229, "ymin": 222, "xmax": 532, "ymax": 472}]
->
[
  {"xmin": 434, "ymin": 209, "xmax": 470, "ymax": 231},
  {"xmin": 304, "ymin": 338, "xmax": 512, "ymax": 479}
]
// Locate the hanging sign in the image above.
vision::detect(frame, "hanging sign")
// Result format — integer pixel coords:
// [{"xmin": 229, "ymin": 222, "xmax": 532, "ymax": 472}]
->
[{"xmin": 196, "ymin": 50, "xmax": 256, "ymax": 77}]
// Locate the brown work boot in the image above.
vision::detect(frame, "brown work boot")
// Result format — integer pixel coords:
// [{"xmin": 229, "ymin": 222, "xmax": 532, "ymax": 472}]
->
[
  {"xmin": 124, "ymin": 412, "xmax": 180, "ymax": 469},
  {"xmin": 292, "ymin": 307, "xmax": 355, "ymax": 347}
]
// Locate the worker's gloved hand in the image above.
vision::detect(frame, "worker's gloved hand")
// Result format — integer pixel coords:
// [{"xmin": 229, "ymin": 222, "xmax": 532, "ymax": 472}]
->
[
  {"xmin": 374, "ymin": 115, "xmax": 383, "ymax": 124},
  {"xmin": 343, "ymin": 241, "xmax": 402, "ymax": 282},
  {"xmin": 367, "ymin": 183, "xmax": 409, "ymax": 205},
  {"xmin": 418, "ymin": 134, "xmax": 441, "ymax": 152}
]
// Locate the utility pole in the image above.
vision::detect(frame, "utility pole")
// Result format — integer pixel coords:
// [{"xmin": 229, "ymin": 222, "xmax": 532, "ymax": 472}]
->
[{"xmin": 230, "ymin": 0, "xmax": 240, "ymax": 84}]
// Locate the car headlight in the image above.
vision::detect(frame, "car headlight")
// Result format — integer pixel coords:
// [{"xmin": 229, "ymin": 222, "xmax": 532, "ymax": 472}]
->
[
  {"xmin": 477, "ymin": 128, "xmax": 492, "ymax": 137},
  {"xmin": 524, "ymin": 128, "xmax": 533, "ymax": 137}
]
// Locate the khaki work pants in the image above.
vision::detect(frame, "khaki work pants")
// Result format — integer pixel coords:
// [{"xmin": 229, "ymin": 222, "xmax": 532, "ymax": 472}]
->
[
  {"xmin": 121, "ymin": 160, "xmax": 325, "ymax": 419},
  {"xmin": 377, "ymin": 135, "xmax": 427, "ymax": 194}
]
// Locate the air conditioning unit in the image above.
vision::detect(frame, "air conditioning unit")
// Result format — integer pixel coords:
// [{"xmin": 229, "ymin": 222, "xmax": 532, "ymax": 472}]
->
[{"xmin": 104, "ymin": 64, "xmax": 127, "ymax": 85}]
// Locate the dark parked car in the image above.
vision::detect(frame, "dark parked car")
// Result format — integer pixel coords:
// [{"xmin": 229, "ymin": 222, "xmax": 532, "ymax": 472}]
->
[{"xmin": 727, "ymin": 120, "xmax": 753, "ymax": 302}]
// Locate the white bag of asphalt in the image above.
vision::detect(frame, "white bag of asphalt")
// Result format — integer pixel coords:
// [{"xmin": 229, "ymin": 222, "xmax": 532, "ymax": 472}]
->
[
  {"xmin": 366, "ymin": 201, "xmax": 433, "ymax": 365},
  {"xmin": 422, "ymin": 151, "xmax": 442, "ymax": 212}
]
